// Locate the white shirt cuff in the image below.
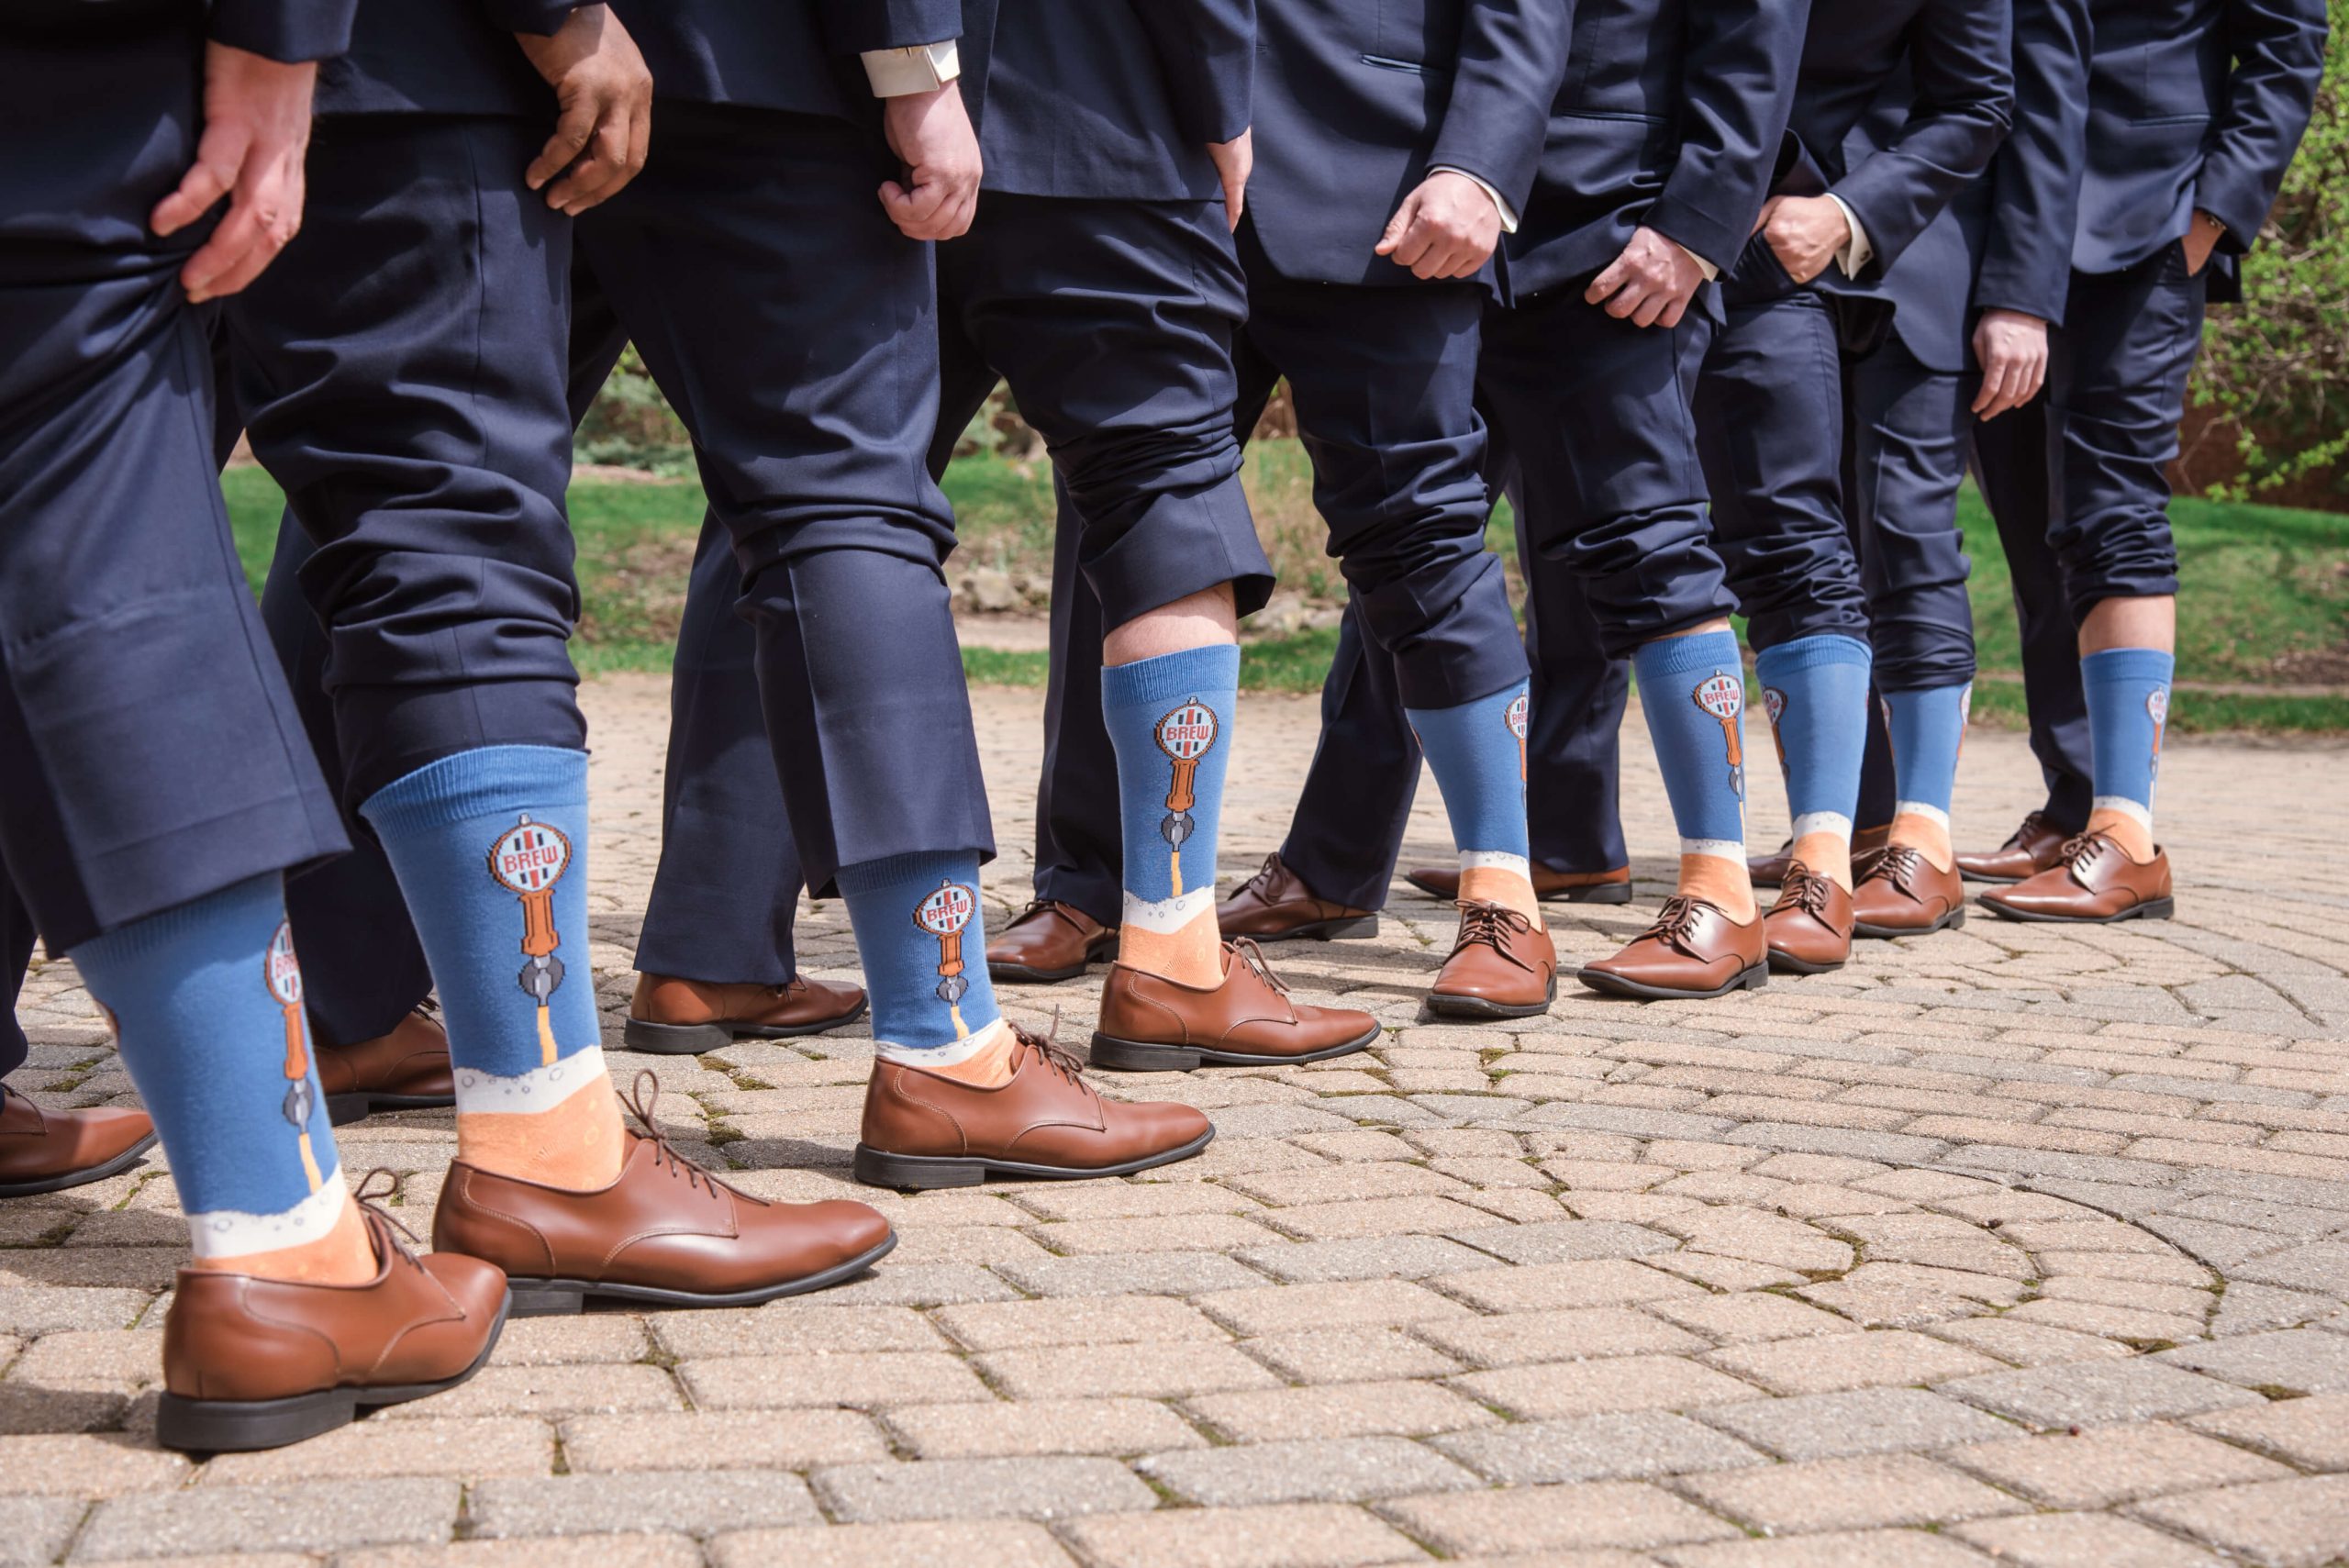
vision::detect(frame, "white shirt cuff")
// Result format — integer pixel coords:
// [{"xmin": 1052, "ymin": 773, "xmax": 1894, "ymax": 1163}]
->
[
  {"xmin": 1674, "ymin": 240, "xmax": 1719, "ymax": 282},
  {"xmin": 862, "ymin": 39, "xmax": 961, "ymax": 97},
  {"xmin": 1430, "ymin": 166, "xmax": 1519, "ymax": 234},
  {"xmin": 1826, "ymin": 194, "xmax": 1874, "ymax": 278}
]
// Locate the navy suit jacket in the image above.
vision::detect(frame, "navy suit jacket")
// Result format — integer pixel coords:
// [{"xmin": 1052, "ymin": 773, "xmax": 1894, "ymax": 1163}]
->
[
  {"xmin": 317, "ymin": 0, "xmax": 577, "ymax": 117},
  {"xmin": 1508, "ymin": 0, "xmax": 1808, "ymax": 299},
  {"xmin": 977, "ymin": 0, "xmax": 1252, "ymax": 201},
  {"xmin": 1866, "ymin": 0, "xmax": 2084, "ymax": 372},
  {"xmin": 617, "ymin": 0, "xmax": 970, "ymax": 120},
  {"xmin": 2076, "ymin": 0, "xmax": 2327, "ymax": 285},
  {"xmin": 1248, "ymin": 0, "xmax": 1569, "ymax": 287}
]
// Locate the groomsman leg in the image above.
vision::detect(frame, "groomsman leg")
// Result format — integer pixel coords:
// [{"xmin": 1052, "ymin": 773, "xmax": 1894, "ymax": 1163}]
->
[{"xmin": 1959, "ymin": 389, "xmax": 2095, "ymax": 881}]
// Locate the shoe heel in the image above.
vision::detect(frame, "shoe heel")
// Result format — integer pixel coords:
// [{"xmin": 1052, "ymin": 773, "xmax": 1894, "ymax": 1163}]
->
[
  {"xmin": 621, "ymin": 1018, "xmax": 733, "ymax": 1055},
  {"xmin": 1949, "ymin": 907, "xmax": 1967, "ymax": 930},
  {"xmin": 2138, "ymin": 897, "xmax": 2176, "ymax": 920},
  {"xmin": 1742, "ymin": 964, "xmax": 1770, "ymax": 990},
  {"xmin": 506, "ymin": 1282, "xmax": 587, "ymax": 1317},
  {"xmin": 853, "ymin": 1144, "xmax": 985, "ymax": 1190},
  {"xmin": 156, "ymin": 1388, "xmax": 353, "ymax": 1454},
  {"xmin": 1085, "ymin": 1034, "xmax": 1203, "ymax": 1073},
  {"xmin": 1318, "ymin": 917, "xmax": 1380, "ymax": 940},
  {"xmin": 325, "ymin": 1094, "xmax": 371, "ymax": 1128}
]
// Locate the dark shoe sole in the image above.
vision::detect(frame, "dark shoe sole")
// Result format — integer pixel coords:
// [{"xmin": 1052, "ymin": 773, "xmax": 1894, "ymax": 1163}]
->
[
  {"xmin": 1980, "ymin": 895, "xmax": 2174, "ymax": 925},
  {"xmin": 1766, "ymin": 948, "xmax": 1847, "ymax": 975},
  {"xmin": 326, "ymin": 1093, "xmax": 454, "ymax": 1128},
  {"xmin": 988, "ymin": 943, "xmax": 1120, "ymax": 984},
  {"xmin": 852, "ymin": 1127, "xmax": 1216, "ymax": 1190},
  {"xmin": 622, "ymin": 995, "xmax": 870, "ymax": 1055},
  {"xmin": 1230, "ymin": 915, "xmax": 1380, "ymax": 942},
  {"xmin": 1853, "ymin": 906, "xmax": 1968, "ymax": 940},
  {"xmin": 1425, "ymin": 980, "xmax": 1557, "ymax": 1019},
  {"xmin": 1576, "ymin": 962, "xmax": 1769, "ymax": 1001},
  {"xmin": 0, "ymin": 1131, "xmax": 157, "ymax": 1198},
  {"xmin": 1085, "ymin": 1023, "xmax": 1381, "ymax": 1073},
  {"xmin": 504, "ymin": 1232, "xmax": 896, "ymax": 1316},
  {"xmin": 155, "ymin": 1289, "xmax": 509, "ymax": 1453},
  {"xmin": 1955, "ymin": 867, "xmax": 2031, "ymax": 884},
  {"xmin": 1405, "ymin": 873, "xmax": 1633, "ymax": 906}
]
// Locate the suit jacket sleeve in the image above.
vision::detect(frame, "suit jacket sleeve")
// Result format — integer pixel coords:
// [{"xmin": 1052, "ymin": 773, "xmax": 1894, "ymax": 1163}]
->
[
  {"xmin": 207, "ymin": 0, "xmax": 358, "ymax": 62},
  {"xmin": 1646, "ymin": 0, "xmax": 1808, "ymax": 273},
  {"xmin": 1128, "ymin": 0, "xmax": 1255, "ymax": 145},
  {"xmin": 2195, "ymin": 0, "xmax": 2329, "ymax": 251},
  {"xmin": 1830, "ymin": 0, "xmax": 2014, "ymax": 276},
  {"xmin": 1972, "ymin": 0, "xmax": 2091, "ymax": 322},
  {"xmin": 480, "ymin": 0, "xmax": 582, "ymax": 37},
  {"xmin": 1427, "ymin": 0, "xmax": 1571, "ymax": 217},
  {"xmin": 818, "ymin": 0, "xmax": 966, "ymax": 55}
]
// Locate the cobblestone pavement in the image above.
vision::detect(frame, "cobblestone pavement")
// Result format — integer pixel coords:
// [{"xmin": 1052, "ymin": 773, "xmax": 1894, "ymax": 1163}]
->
[{"xmin": 9, "ymin": 673, "xmax": 2349, "ymax": 1568}]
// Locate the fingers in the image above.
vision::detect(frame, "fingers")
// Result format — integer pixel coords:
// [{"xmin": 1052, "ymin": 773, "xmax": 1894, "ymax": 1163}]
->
[
  {"xmin": 181, "ymin": 160, "xmax": 301, "ymax": 302},
  {"xmin": 1586, "ymin": 255, "xmax": 1631, "ymax": 305},
  {"xmin": 880, "ymin": 176, "xmax": 949, "ymax": 239},
  {"xmin": 544, "ymin": 100, "xmax": 646, "ymax": 214},
  {"xmin": 1972, "ymin": 355, "xmax": 2011, "ymax": 418},
  {"xmin": 151, "ymin": 123, "xmax": 249, "ymax": 238},
  {"xmin": 1222, "ymin": 171, "xmax": 1245, "ymax": 233},
  {"xmin": 1752, "ymin": 195, "xmax": 1782, "ymax": 236},
  {"xmin": 529, "ymin": 96, "xmax": 598, "ymax": 194},
  {"xmin": 1374, "ymin": 193, "xmax": 1421, "ymax": 257}
]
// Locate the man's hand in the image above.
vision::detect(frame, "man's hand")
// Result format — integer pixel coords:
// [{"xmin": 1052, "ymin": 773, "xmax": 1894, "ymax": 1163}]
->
[
  {"xmin": 881, "ymin": 83, "xmax": 981, "ymax": 240},
  {"xmin": 1206, "ymin": 129, "xmax": 1252, "ymax": 233},
  {"xmin": 150, "ymin": 43, "xmax": 317, "ymax": 304},
  {"xmin": 1970, "ymin": 308, "xmax": 2050, "ymax": 420},
  {"xmin": 1586, "ymin": 226, "xmax": 1707, "ymax": 328},
  {"xmin": 517, "ymin": 5, "xmax": 651, "ymax": 215},
  {"xmin": 1756, "ymin": 194, "xmax": 1853, "ymax": 285},
  {"xmin": 1375, "ymin": 171, "xmax": 1501, "ymax": 280},
  {"xmin": 2182, "ymin": 209, "xmax": 2224, "ymax": 276}
]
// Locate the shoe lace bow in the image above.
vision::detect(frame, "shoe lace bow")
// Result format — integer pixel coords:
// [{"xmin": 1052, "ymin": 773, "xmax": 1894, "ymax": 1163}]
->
[
  {"xmin": 1865, "ymin": 845, "xmax": 1925, "ymax": 893},
  {"xmin": 1639, "ymin": 895, "xmax": 1712, "ymax": 955},
  {"xmin": 619, "ymin": 1072, "xmax": 764, "ymax": 1207},
  {"xmin": 1229, "ymin": 937, "xmax": 1293, "ymax": 995},
  {"xmin": 1452, "ymin": 900, "xmax": 1535, "ymax": 968},
  {"xmin": 351, "ymin": 1168, "xmax": 429, "ymax": 1271},
  {"xmin": 1778, "ymin": 864, "xmax": 1835, "ymax": 916}
]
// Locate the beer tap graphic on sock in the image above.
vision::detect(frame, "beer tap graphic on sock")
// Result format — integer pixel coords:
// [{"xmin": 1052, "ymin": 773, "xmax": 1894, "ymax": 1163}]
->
[
  {"xmin": 1695, "ymin": 673, "xmax": 1746, "ymax": 815},
  {"xmin": 267, "ymin": 923, "xmax": 324, "ymax": 1194},
  {"xmin": 1155, "ymin": 697, "xmax": 1217, "ymax": 897},
  {"xmin": 488, "ymin": 814, "xmax": 572, "ymax": 1067},
  {"xmin": 915, "ymin": 879, "xmax": 976, "ymax": 1040}
]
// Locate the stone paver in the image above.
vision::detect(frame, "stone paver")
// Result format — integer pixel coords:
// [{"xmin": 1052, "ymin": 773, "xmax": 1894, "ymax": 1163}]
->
[{"xmin": 8, "ymin": 675, "xmax": 2349, "ymax": 1565}]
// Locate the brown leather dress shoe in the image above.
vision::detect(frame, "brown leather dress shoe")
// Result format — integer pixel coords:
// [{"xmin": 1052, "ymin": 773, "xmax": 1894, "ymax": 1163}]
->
[
  {"xmin": 1218, "ymin": 853, "xmax": 1378, "ymax": 940},
  {"xmin": 320, "ymin": 1007, "xmax": 455, "ymax": 1127},
  {"xmin": 986, "ymin": 900, "xmax": 1119, "ymax": 983},
  {"xmin": 0, "ymin": 1087, "xmax": 155, "ymax": 1198},
  {"xmin": 624, "ymin": 972, "xmax": 869, "ymax": 1054},
  {"xmin": 1428, "ymin": 902, "xmax": 1557, "ymax": 1019},
  {"xmin": 1851, "ymin": 845, "xmax": 1968, "ymax": 937},
  {"xmin": 1981, "ymin": 832, "xmax": 2174, "ymax": 924},
  {"xmin": 434, "ymin": 1075, "xmax": 895, "ymax": 1313},
  {"xmin": 1579, "ymin": 895, "xmax": 1768, "ymax": 1000},
  {"xmin": 1405, "ymin": 863, "xmax": 1633, "ymax": 906},
  {"xmin": 1764, "ymin": 862, "xmax": 1854, "ymax": 974},
  {"xmin": 1090, "ymin": 940, "xmax": 1382, "ymax": 1071},
  {"xmin": 855, "ymin": 1026, "xmax": 1214, "ymax": 1189},
  {"xmin": 1954, "ymin": 810, "xmax": 2074, "ymax": 884},
  {"xmin": 1750, "ymin": 822, "xmax": 1891, "ymax": 887},
  {"xmin": 158, "ymin": 1188, "xmax": 507, "ymax": 1452}
]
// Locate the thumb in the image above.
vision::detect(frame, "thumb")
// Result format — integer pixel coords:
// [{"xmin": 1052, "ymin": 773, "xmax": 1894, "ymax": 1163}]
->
[
  {"xmin": 1375, "ymin": 192, "xmax": 1420, "ymax": 256},
  {"xmin": 1752, "ymin": 196, "xmax": 1780, "ymax": 236}
]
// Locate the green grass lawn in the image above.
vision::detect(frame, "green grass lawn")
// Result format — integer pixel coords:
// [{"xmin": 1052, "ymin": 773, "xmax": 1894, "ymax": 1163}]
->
[{"xmin": 219, "ymin": 445, "xmax": 2349, "ymax": 733}]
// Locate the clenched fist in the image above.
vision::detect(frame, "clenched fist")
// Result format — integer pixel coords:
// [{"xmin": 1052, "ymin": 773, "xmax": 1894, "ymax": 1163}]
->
[{"xmin": 1375, "ymin": 171, "xmax": 1502, "ymax": 280}]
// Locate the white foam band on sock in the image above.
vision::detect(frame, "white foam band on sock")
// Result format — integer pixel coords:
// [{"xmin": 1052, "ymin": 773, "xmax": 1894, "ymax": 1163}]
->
[
  {"xmin": 452, "ymin": 1045, "xmax": 608, "ymax": 1118},
  {"xmin": 185, "ymin": 1166, "xmax": 347, "ymax": 1261},
  {"xmin": 1788, "ymin": 812, "xmax": 1853, "ymax": 844},
  {"xmin": 1894, "ymin": 801, "xmax": 1951, "ymax": 829},
  {"xmin": 1458, "ymin": 851, "xmax": 1531, "ymax": 878},
  {"xmin": 1121, "ymin": 886, "xmax": 1214, "ymax": 936},
  {"xmin": 876, "ymin": 1020, "xmax": 1004, "ymax": 1071},
  {"xmin": 2092, "ymin": 795, "xmax": 2154, "ymax": 831},
  {"xmin": 1679, "ymin": 840, "xmax": 1746, "ymax": 863}
]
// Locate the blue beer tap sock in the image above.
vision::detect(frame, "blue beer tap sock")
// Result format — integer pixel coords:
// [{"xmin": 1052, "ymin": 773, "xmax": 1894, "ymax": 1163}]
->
[
  {"xmin": 1883, "ymin": 681, "xmax": 1971, "ymax": 827},
  {"xmin": 1406, "ymin": 678, "xmax": 1534, "ymax": 884},
  {"xmin": 361, "ymin": 745, "xmax": 605, "ymax": 1116},
  {"xmin": 1631, "ymin": 629, "xmax": 1753, "ymax": 862},
  {"xmin": 72, "ymin": 873, "xmax": 345, "ymax": 1261},
  {"xmin": 1102, "ymin": 644, "xmax": 1240, "ymax": 981},
  {"xmin": 2082, "ymin": 647, "xmax": 2173, "ymax": 834},
  {"xmin": 836, "ymin": 851, "xmax": 1001, "ymax": 1061},
  {"xmin": 1753, "ymin": 635, "xmax": 1874, "ymax": 854}
]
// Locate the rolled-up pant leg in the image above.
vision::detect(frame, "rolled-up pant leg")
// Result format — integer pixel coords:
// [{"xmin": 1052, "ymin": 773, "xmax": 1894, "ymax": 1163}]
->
[
  {"xmin": 1972, "ymin": 391, "xmax": 2093, "ymax": 827},
  {"xmin": 1846, "ymin": 335, "xmax": 1976, "ymax": 693},
  {"xmin": 1697, "ymin": 291, "xmax": 1871, "ymax": 652},
  {"xmin": 221, "ymin": 115, "xmax": 587, "ymax": 809},
  {"xmin": 573, "ymin": 104, "xmax": 986, "ymax": 893},
  {"xmin": 2048, "ymin": 250, "xmax": 2202, "ymax": 622}
]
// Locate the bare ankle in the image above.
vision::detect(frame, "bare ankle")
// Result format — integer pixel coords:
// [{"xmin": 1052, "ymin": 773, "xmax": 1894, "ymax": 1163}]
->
[
  {"xmin": 1459, "ymin": 864, "xmax": 1543, "ymax": 926},
  {"xmin": 1118, "ymin": 914, "xmax": 1225, "ymax": 989},
  {"xmin": 1890, "ymin": 810, "xmax": 1954, "ymax": 871}
]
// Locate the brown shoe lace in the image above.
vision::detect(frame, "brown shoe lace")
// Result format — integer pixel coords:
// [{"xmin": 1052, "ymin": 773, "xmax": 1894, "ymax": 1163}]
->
[
  {"xmin": 618, "ymin": 1072, "xmax": 766, "ymax": 1207},
  {"xmin": 1233, "ymin": 855, "xmax": 1286, "ymax": 903},
  {"xmin": 1228, "ymin": 937, "xmax": 1293, "ymax": 995},
  {"xmin": 1638, "ymin": 895, "xmax": 1712, "ymax": 956},
  {"xmin": 351, "ymin": 1168, "xmax": 430, "ymax": 1273},
  {"xmin": 1776, "ymin": 863, "xmax": 1833, "ymax": 917},
  {"xmin": 2054, "ymin": 832, "xmax": 2109, "ymax": 872},
  {"xmin": 1451, "ymin": 901, "xmax": 1535, "ymax": 970},
  {"xmin": 1010, "ymin": 1018, "xmax": 1091, "ymax": 1088},
  {"xmin": 1860, "ymin": 845, "xmax": 1924, "ymax": 894},
  {"xmin": 2005, "ymin": 811, "xmax": 2051, "ymax": 851}
]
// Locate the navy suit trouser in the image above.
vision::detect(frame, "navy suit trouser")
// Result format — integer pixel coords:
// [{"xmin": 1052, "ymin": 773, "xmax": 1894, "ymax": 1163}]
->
[
  {"xmin": 2048, "ymin": 244, "xmax": 2204, "ymax": 620},
  {"xmin": 1843, "ymin": 333, "xmax": 1977, "ymax": 694},
  {"xmin": 0, "ymin": 26, "xmax": 347, "ymax": 962},
  {"xmin": 1971, "ymin": 392, "xmax": 2094, "ymax": 828},
  {"xmin": 1279, "ymin": 286, "xmax": 1734, "ymax": 908}
]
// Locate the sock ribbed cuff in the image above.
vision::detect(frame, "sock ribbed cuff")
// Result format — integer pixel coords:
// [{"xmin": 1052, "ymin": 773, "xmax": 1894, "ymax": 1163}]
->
[
  {"xmin": 1101, "ymin": 644, "xmax": 1241, "ymax": 709},
  {"xmin": 72, "ymin": 873, "xmax": 282, "ymax": 964},
  {"xmin": 1754, "ymin": 634, "xmax": 1873, "ymax": 678},
  {"xmin": 360, "ymin": 745, "xmax": 588, "ymax": 838},
  {"xmin": 1635, "ymin": 628, "xmax": 1743, "ymax": 680},
  {"xmin": 2082, "ymin": 648, "xmax": 2175, "ymax": 684}
]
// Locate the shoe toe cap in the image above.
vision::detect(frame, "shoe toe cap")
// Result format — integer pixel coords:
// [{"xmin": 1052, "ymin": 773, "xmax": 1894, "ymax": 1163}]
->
[
  {"xmin": 425, "ymin": 1250, "xmax": 513, "ymax": 1323},
  {"xmin": 793, "ymin": 1198, "xmax": 896, "ymax": 1266}
]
